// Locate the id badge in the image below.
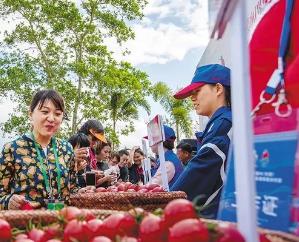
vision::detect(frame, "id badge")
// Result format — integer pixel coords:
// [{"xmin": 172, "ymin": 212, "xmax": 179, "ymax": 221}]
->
[{"xmin": 45, "ymin": 199, "xmax": 65, "ymax": 210}]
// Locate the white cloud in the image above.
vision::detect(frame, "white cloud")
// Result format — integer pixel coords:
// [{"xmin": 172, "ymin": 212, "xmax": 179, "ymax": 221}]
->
[
  {"xmin": 106, "ymin": 0, "xmax": 209, "ymax": 65},
  {"xmin": 118, "ymin": 119, "xmax": 148, "ymax": 149}
]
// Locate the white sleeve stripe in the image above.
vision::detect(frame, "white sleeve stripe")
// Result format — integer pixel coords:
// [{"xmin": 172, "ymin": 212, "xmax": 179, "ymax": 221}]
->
[
  {"xmin": 200, "ymin": 143, "xmax": 226, "ymax": 206},
  {"xmin": 227, "ymin": 128, "xmax": 233, "ymax": 141}
]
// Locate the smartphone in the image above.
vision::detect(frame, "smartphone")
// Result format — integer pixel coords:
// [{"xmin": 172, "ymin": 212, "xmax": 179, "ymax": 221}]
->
[{"xmin": 85, "ymin": 171, "xmax": 96, "ymax": 186}]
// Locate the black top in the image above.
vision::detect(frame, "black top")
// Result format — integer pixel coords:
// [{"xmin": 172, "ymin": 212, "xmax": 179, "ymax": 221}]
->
[
  {"xmin": 97, "ymin": 161, "xmax": 109, "ymax": 171},
  {"xmin": 119, "ymin": 166, "xmax": 129, "ymax": 182},
  {"xmin": 128, "ymin": 164, "xmax": 144, "ymax": 184}
]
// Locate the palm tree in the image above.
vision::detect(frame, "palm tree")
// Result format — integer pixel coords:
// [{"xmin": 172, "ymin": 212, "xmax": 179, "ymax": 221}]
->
[
  {"xmin": 152, "ymin": 82, "xmax": 193, "ymax": 142},
  {"xmin": 109, "ymin": 91, "xmax": 150, "ymax": 149}
]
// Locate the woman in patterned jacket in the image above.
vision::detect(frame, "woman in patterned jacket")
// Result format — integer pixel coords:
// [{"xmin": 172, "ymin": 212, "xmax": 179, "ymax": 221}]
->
[{"xmin": 0, "ymin": 89, "xmax": 77, "ymax": 210}]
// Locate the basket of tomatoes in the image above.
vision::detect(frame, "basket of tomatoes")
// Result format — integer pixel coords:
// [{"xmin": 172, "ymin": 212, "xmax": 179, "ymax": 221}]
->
[
  {"xmin": 0, "ymin": 208, "xmax": 118, "ymax": 229},
  {"xmin": 70, "ymin": 182, "xmax": 187, "ymax": 211},
  {"xmin": 0, "ymin": 199, "xmax": 298, "ymax": 242}
]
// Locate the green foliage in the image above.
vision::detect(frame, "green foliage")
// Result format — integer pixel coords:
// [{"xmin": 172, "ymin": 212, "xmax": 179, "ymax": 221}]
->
[
  {"xmin": 152, "ymin": 82, "xmax": 193, "ymax": 141},
  {"xmin": 0, "ymin": 0, "xmax": 150, "ymax": 141},
  {"xmin": 100, "ymin": 61, "xmax": 151, "ymax": 148}
]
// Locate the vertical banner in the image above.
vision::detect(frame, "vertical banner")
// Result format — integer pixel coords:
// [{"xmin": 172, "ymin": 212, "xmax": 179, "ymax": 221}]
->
[
  {"xmin": 203, "ymin": 0, "xmax": 299, "ymax": 235},
  {"xmin": 147, "ymin": 115, "xmax": 169, "ymax": 191},
  {"xmin": 219, "ymin": 131, "xmax": 298, "ymax": 232}
]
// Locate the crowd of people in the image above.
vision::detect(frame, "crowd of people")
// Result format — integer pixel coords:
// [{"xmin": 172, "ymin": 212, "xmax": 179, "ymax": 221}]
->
[{"xmin": 0, "ymin": 63, "xmax": 232, "ymax": 218}]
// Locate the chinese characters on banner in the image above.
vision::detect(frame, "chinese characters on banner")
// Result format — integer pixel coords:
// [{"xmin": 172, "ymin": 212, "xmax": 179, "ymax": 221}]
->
[{"xmin": 219, "ymin": 131, "xmax": 298, "ymax": 232}]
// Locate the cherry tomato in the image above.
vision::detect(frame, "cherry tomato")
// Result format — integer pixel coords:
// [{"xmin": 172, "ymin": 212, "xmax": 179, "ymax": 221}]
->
[
  {"xmin": 101, "ymin": 213, "xmax": 138, "ymax": 239},
  {"xmin": 0, "ymin": 219, "xmax": 11, "ymax": 242},
  {"xmin": 138, "ymin": 189, "xmax": 148, "ymax": 193},
  {"xmin": 81, "ymin": 209, "xmax": 96, "ymax": 221},
  {"xmin": 145, "ymin": 183, "xmax": 160, "ymax": 191},
  {"xmin": 40, "ymin": 224, "xmax": 62, "ymax": 241},
  {"xmin": 127, "ymin": 189, "xmax": 136, "ymax": 192},
  {"xmin": 59, "ymin": 206, "xmax": 82, "ymax": 221},
  {"xmin": 15, "ymin": 233, "xmax": 28, "ymax": 240},
  {"xmin": 64, "ymin": 219, "xmax": 85, "ymax": 242},
  {"xmin": 96, "ymin": 187, "xmax": 107, "ymax": 192},
  {"xmin": 28, "ymin": 228, "xmax": 45, "ymax": 242},
  {"xmin": 260, "ymin": 233, "xmax": 271, "ymax": 242},
  {"xmin": 164, "ymin": 199, "xmax": 197, "ymax": 228},
  {"xmin": 128, "ymin": 184, "xmax": 138, "ymax": 191},
  {"xmin": 117, "ymin": 184, "xmax": 127, "ymax": 192},
  {"xmin": 15, "ymin": 239, "xmax": 34, "ymax": 242},
  {"xmin": 150, "ymin": 187, "xmax": 165, "ymax": 192},
  {"xmin": 20, "ymin": 201, "xmax": 34, "ymax": 210},
  {"xmin": 91, "ymin": 236, "xmax": 112, "ymax": 242},
  {"xmin": 139, "ymin": 214, "xmax": 167, "ymax": 242},
  {"xmin": 120, "ymin": 236, "xmax": 138, "ymax": 242},
  {"xmin": 83, "ymin": 218, "xmax": 103, "ymax": 241},
  {"xmin": 124, "ymin": 182, "xmax": 133, "ymax": 189},
  {"xmin": 168, "ymin": 218, "xmax": 209, "ymax": 242},
  {"xmin": 216, "ymin": 224, "xmax": 245, "ymax": 242}
]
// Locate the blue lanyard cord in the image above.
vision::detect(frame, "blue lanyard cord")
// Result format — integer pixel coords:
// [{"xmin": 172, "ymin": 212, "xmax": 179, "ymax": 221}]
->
[
  {"xmin": 263, "ymin": 0, "xmax": 294, "ymax": 95},
  {"xmin": 278, "ymin": 0, "xmax": 294, "ymax": 87},
  {"xmin": 32, "ymin": 134, "xmax": 61, "ymax": 199},
  {"xmin": 279, "ymin": 0, "xmax": 294, "ymax": 60}
]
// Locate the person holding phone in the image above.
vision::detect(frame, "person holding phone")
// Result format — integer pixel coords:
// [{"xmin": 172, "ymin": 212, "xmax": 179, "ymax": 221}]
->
[
  {"xmin": 74, "ymin": 119, "xmax": 107, "ymax": 170},
  {"xmin": 0, "ymin": 89, "xmax": 78, "ymax": 209},
  {"xmin": 94, "ymin": 141, "xmax": 116, "ymax": 187}
]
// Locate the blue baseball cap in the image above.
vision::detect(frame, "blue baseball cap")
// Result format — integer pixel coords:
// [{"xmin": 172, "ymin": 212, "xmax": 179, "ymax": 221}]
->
[
  {"xmin": 174, "ymin": 64, "xmax": 230, "ymax": 99},
  {"xmin": 163, "ymin": 125, "xmax": 176, "ymax": 140}
]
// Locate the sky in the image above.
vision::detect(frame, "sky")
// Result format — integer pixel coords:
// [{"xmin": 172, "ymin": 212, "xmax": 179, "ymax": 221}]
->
[{"xmin": 0, "ymin": 0, "xmax": 210, "ymax": 149}]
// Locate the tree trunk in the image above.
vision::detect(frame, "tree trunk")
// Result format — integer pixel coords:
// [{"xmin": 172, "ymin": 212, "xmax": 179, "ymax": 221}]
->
[
  {"xmin": 112, "ymin": 117, "xmax": 116, "ymax": 151},
  {"xmin": 71, "ymin": 76, "xmax": 82, "ymax": 134},
  {"xmin": 176, "ymin": 121, "xmax": 180, "ymax": 143}
]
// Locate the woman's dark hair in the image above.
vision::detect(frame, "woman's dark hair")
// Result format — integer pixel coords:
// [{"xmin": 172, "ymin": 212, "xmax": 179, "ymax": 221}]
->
[
  {"xmin": 163, "ymin": 140, "xmax": 175, "ymax": 150},
  {"xmin": 118, "ymin": 149, "xmax": 129, "ymax": 157},
  {"xmin": 224, "ymin": 85, "xmax": 231, "ymax": 107},
  {"xmin": 134, "ymin": 148, "xmax": 144, "ymax": 156},
  {"xmin": 94, "ymin": 140, "xmax": 111, "ymax": 155},
  {"xmin": 110, "ymin": 152, "xmax": 120, "ymax": 163},
  {"xmin": 176, "ymin": 142, "xmax": 192, "ymax": 154},
  {"xmin": 68, "ymin": 133, "xmax": 90, "ymax": 149},
  {"xmin": 78, "ymin": 119, "xmax": 104, "ymax": 135},
  {"xmin": 30, "ymin": 89, "xmax": 65, "ymax": 114}
]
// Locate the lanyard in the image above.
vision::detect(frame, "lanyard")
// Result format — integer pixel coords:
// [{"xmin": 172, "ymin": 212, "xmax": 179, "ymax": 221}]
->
[
  {"xmin": 251, "ymin": 0, "xmax": 294, "ymax": 117},
  {"xmin": 32, "ymin": 133, "xmax": 61, "ymax": 198}
]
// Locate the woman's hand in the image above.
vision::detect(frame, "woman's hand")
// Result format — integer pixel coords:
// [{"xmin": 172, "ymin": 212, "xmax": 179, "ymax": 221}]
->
[
  {"xmin": 93, "ymin": 170, "xmax": 104, "ymax": 179},
  {"xmin": 74, "ymin": 148, "xmax": 89, "ymax": 164},
  {"xmin": 78, "ymin": 186, "xmax": 96, "ymax": 193},
  {"xmin": 77, "ymin": 160, "xmax": 87, "ymax": 172},
  {"xmin": 8, "ymin": 195, "xmax": 26, "ymax": 210}
]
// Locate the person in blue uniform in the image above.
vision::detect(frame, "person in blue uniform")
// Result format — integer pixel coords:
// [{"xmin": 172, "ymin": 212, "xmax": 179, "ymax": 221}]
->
[
  {"xmin": 151, "ymin": 125, "xmax": 184, "ymax": 187},
  {"xmin": 171, "ymin": 64, "xmax": 232, "ymax": 218}
]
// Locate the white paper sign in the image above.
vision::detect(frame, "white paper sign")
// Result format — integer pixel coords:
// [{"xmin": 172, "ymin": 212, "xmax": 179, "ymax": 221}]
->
[
  {"xmin": 142, "ymin": 139, "xmax": 152, "ymax": 184},
  {"xmin": 147, "ymin": 115, "xmax": 169, "ymax": 191}
]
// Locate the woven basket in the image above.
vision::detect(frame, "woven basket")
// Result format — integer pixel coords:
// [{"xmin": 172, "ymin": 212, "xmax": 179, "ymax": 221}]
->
[
  {"xmin": 203, "ymin": 219, "xmax": 299, "ymax": 242},
  {"xmin": 70, "ymin": 191, "xmax": 187, "ymax": 211},
  {"xmin": 0, "ymin": 209, "xmax": 118, "ymax": 228}
]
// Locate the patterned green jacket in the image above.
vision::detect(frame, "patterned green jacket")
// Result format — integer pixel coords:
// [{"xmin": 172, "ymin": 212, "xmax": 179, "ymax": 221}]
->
[{"xmin": 0, "ymin": 133, "xmax": 77, "ymax": 210}]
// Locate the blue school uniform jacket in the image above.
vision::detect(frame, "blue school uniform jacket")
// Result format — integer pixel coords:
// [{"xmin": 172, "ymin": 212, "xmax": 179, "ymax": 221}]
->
[{"xmin": 170, "ymin": 107, "xmax": 232, "ymax": 218}]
